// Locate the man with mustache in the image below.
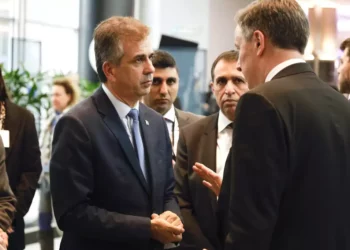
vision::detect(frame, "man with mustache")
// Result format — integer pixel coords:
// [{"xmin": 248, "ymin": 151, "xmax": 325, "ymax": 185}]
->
[
  {"xmin": 49, "ymin": 16, "xmax": 184, "ymax": 250},
  {"xmin": 174, "ymin": 50, "xmax": 248, "ymax": 250},
  {"xmin": 338, "ymin": 38, "xmax": 350, "ymax": 99},
  {"xmin": 143, "ymin": 50, "xmax": 202, "ymax": 159}
]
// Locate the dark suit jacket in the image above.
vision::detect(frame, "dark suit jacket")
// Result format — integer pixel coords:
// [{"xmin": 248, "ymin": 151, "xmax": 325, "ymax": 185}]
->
[
  {"xmin": 174, "ymin": 113, "xmax": 221, "ymax": 250},
  {"xmin": 218, "ymin": 63, "xmax": 350, "ymax": 250},
  {"xmin": 50, "ymin": 87, "xmax": 180, "ymax": 250},
  {"xmin": 4, "ymin": 100, "xmax": 42, "ymax": 217},
  {"xmin": 0, "ymin": 136, "xmax": 16, "ymax": 231},
  {"xmin": 176, "ymin": 109, "xmax": 203, "ymax": 129},
  {"xmin": 4, "ymin": 100, "xmax": 42, "ymax": 249}
]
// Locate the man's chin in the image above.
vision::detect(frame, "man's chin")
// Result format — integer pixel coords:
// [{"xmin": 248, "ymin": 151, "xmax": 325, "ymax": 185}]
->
[{"xmin": 155, "ymin": 105, "xmax": 170, "ymax": 115}]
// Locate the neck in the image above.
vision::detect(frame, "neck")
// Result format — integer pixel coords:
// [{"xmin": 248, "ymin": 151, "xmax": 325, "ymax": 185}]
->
[
  {"xmin": 105, "ymin": 82, "xmax": 139, "ymax": 107},
  {"xmin": 261, "ymin": 48, "xmax": 303, "ymax": 81}
]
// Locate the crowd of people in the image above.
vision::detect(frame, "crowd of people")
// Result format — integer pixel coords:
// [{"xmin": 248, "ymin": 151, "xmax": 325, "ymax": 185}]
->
[{"xmin": 0, "ymin": 0, "xmax": 350, "ymax": 250}]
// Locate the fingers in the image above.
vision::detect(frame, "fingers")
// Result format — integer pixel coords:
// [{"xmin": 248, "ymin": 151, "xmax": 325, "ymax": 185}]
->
[
  {"xmin": 202, "ymin": 180, "xmax": 213, "ymax": 189},
  {"xmin": 203, "ymin": 180, "xmax": 219, "ymax": 196},
  {"xmin": 151, "ymin": 213, "xmax": 159, "ymax": 219},
  {"xmin": 166, "ymin": 223, "xmax": 184, "ymax": 235}
]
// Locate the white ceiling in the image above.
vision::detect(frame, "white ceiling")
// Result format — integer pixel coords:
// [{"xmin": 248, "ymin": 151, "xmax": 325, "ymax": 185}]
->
[{"xmin": 298, "ymin": 0, "xmax": 350, "ymax": 6}]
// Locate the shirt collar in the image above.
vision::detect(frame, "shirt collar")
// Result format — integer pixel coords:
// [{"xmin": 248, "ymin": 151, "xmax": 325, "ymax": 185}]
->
[
  {"xmin": 163, "ymin": 105, "xmax": 176, "ymax": 123},
  {"xmin": 102, "ymin": 84, "xmax": 139, "ymax": 118},
  {"xmin": 265, "ymin": 58, "xmax": 305, "ymax": 82},
  {"xmin": 218, "ymin": 110, "xmax": 233, "ymax": 133}
]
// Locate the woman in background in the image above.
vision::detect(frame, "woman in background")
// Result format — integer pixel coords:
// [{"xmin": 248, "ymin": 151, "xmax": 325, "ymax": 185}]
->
[{"xmin": 38, "ymin": 77, "xmax": 79, "ymax": 250}]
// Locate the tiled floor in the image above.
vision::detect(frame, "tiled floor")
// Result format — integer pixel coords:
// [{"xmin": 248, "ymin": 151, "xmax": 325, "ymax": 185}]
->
[{"xmin": 25, "ymin": 238, "xmax": 61, "ymax": 250}]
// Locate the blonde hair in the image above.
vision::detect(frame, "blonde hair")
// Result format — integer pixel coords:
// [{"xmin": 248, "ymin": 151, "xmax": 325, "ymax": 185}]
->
[
  {"xmin": 53, "ymin": 77, "xmax": 79, "ymax": 107},
  {"xmin": 93, "ymin": 16, "xmax": 150, "ymax": 82}
]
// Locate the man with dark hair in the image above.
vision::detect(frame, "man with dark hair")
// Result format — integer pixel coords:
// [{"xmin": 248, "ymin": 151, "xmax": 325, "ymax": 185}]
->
[
  {"xmin": 217, "ymin": 1, "xmax": 350, "ymax": 250},
  {"xmin": 338, "ymin": 38, "xmax": 350, "ymax": 98},
  {"xmin": 174, "ymin": 50, "xmax": 248, "ymax": 250},
  {"xmin": 50, "ymin": 16, "xmax": 183, "ymax": 250},
  {"xmin": 143, "ymin": 50, "xmax": 201, "ymax": 157}
]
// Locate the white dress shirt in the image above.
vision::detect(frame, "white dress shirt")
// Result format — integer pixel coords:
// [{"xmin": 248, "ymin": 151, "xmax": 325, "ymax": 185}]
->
[
  {"xmin": 102, "ymin": 84, "xmax": 139, "ymax": 147},
  {"xmin": 216, "ymin": 111, "xmax": 233, "ymax": 180},
  {"xmin": 163, "ymin": 105, "xmax": 179, "ymax": 155},
  {"xmin": 265, "ymin": 58, "xmax": 305, "ymax": 82}
]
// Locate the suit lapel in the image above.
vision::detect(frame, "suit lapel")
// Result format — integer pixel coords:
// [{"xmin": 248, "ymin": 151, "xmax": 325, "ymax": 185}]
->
[
  {"xmin": 200, "ymin": 114, "xmax": 218, "ymax": 173},
  {"xmin": 175, "ymin": 109, "xmax": 189, "ymax": 128},
  {"xmin": 93, "ymin": 87, "xmax": 150, "ymax": 194},
  {"xmin": 139, "ymin": 104, "xmax": 159, "ymax": 196},
  {"xmin": 199, "ymin": 114, "xmax": 219, "ymax": 213}
]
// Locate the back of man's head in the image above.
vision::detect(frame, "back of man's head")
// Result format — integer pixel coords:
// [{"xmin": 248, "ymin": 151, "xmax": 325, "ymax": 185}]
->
[{"xmin": 236, "ymin": 0, "xmax": 309, "ymax": 54}]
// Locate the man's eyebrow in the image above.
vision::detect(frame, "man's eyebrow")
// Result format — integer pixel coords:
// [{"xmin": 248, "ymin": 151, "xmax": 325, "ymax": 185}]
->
[
  {"xmin": 166, "ymin": 77, "xmax": 177, "ymax": 81},
  {"xmin": 153, "ymin": 77, "xmax": 163, "ymax": 80}
]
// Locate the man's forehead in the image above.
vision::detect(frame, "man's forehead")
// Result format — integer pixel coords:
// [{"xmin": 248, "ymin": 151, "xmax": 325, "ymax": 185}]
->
[
  {"xmin": 154, "ymin": 67, "xmax": 179, "ymax": 77},
  {"xmin": 234, "ymin": 26, "xmax": 243, "ymax": 43},
  {"xmin": 214, "ymin": 60, "xmax": 243, "ymax": 78}
]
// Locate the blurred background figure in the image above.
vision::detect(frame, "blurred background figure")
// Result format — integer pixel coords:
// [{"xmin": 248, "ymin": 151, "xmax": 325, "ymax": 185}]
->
[
  {"xmin": 38, "ymin": 77, "xmax": 79, "ymax": 250},
  {"xmin": 338, "ymin": 38, "xmax": 350, "ymax": 99},
  {"xmin": 0, "ymin": 68, "xmax": 42, "ymax": 250}
]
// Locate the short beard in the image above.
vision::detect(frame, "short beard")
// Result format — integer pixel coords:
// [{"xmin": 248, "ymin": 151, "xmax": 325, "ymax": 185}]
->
[{"xmin": 339, "ymin": 79, "xmax": 350, "ymax": 94}]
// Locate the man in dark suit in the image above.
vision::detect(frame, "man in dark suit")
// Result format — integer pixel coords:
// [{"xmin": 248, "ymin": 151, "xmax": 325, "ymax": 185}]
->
[
  {"xmin": 338, "ymin": 38, "xmax": 350, "ymax": 99},
  {"xmin": 0, "ymin": 68, "xmax": 42, "ymax": 250},
  {"xmin": 174, "ymin": 50, "xmax": 248, "ymax": 250},
  {"xmin": 143, "ymin": 50, "xmax": 202, "ymax": 158},
  {"xmin": 50, "ymin": 16, "xmax": 184, "ymax": 250},
  {"xmin": 218, "ymin": 1, "xmax": 350, "ymax": 250}
]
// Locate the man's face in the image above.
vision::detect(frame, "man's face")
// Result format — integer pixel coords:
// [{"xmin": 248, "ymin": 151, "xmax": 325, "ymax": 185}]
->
[
  {"xmin": 143, "ymin": 67, "xmax": 179, "ymax": 115},
  {"xmin": 108, "ymin": 38, "xmax": 155, "ymax": 102},
  {"xmin": 211, "ymin": 59, "xmax": 248, "ymax": 121},
  {"xmin": 338, "ymin": 48, "xmax": 350, "ymax": 93},
  {"xmin": 51, "ymin": 85, "xmax": 71, "ymax": 112},
  {"xmin": 235, "ymin": 25, "xmax": 260, "ymax": 89}
]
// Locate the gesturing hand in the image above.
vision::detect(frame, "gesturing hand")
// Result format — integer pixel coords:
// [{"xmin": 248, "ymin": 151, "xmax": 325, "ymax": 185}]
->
[{"xmin": 193, "ymin": 162, "xmax": 222, "ymax": 196}]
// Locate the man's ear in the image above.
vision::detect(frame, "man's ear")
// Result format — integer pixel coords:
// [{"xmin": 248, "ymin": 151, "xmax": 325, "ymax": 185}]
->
[
  {"xmin": 253, "ymin": 30, "xmax": 265, "ymax": 56},
  {"xmin": 102, "ymin": 61, "xmax": 116, "ymax": 82},
  {"xmin": 210, "ymin": 82, "xmax": 214, "ymax": 93}
]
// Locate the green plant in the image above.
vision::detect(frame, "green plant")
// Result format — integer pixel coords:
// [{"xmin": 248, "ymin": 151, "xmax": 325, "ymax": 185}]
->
[
  {"xmin": 2, "ymin": 67, "xmax": 51, "ymax": 115},
  {"xmin": 80, "ymin": 79, "xmax": 100, "ymax": 99}
]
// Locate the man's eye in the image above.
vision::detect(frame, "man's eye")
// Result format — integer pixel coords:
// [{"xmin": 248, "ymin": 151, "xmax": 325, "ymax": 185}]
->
[
  {"xmin": 167, "ymin": 79, "xmax": 176, "ymax": 85},
  {"xmin": 217, "ymin": 79, "xmax": 226, "ymax": 85},
  {"xmin": 152, "ymin": 79, "xmax": 161, "ymax": 85}
]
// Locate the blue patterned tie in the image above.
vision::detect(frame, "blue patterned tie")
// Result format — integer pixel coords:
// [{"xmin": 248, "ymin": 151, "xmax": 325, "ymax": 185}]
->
[{"xmin": 127, "ymin": 109, "xmax": 147, "ymax": 182}]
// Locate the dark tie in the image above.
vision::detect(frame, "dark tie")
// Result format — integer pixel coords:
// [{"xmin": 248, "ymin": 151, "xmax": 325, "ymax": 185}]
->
[
  {"xmin": 227, "ymin": 122, "xmax": 233, "ymax": 129},
  {"xmin": 127, "ymin": 109, "xmax": 147, "ymax": 182}
]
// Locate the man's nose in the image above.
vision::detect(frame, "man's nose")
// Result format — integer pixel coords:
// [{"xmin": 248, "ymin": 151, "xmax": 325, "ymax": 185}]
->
[
  {"xmin": 159, "ymin": 81, "xmax": 168, "ymax": 94},
  {"xmin": 144, "ymin": 58, "xmax": 155, "ymax": 74},
  {"xmin": 225, "ymin": 81, "xmax": 236, "ymax": 94},
  {"xmin": 237, "ymin": 58, "xmax": 242, "ymax": 72}
]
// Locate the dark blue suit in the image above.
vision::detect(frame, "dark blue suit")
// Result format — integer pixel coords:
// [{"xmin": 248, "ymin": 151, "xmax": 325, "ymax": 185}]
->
[{"xmin": 50, "ymin": 87, "xmax": 180, "ymax": 250}]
